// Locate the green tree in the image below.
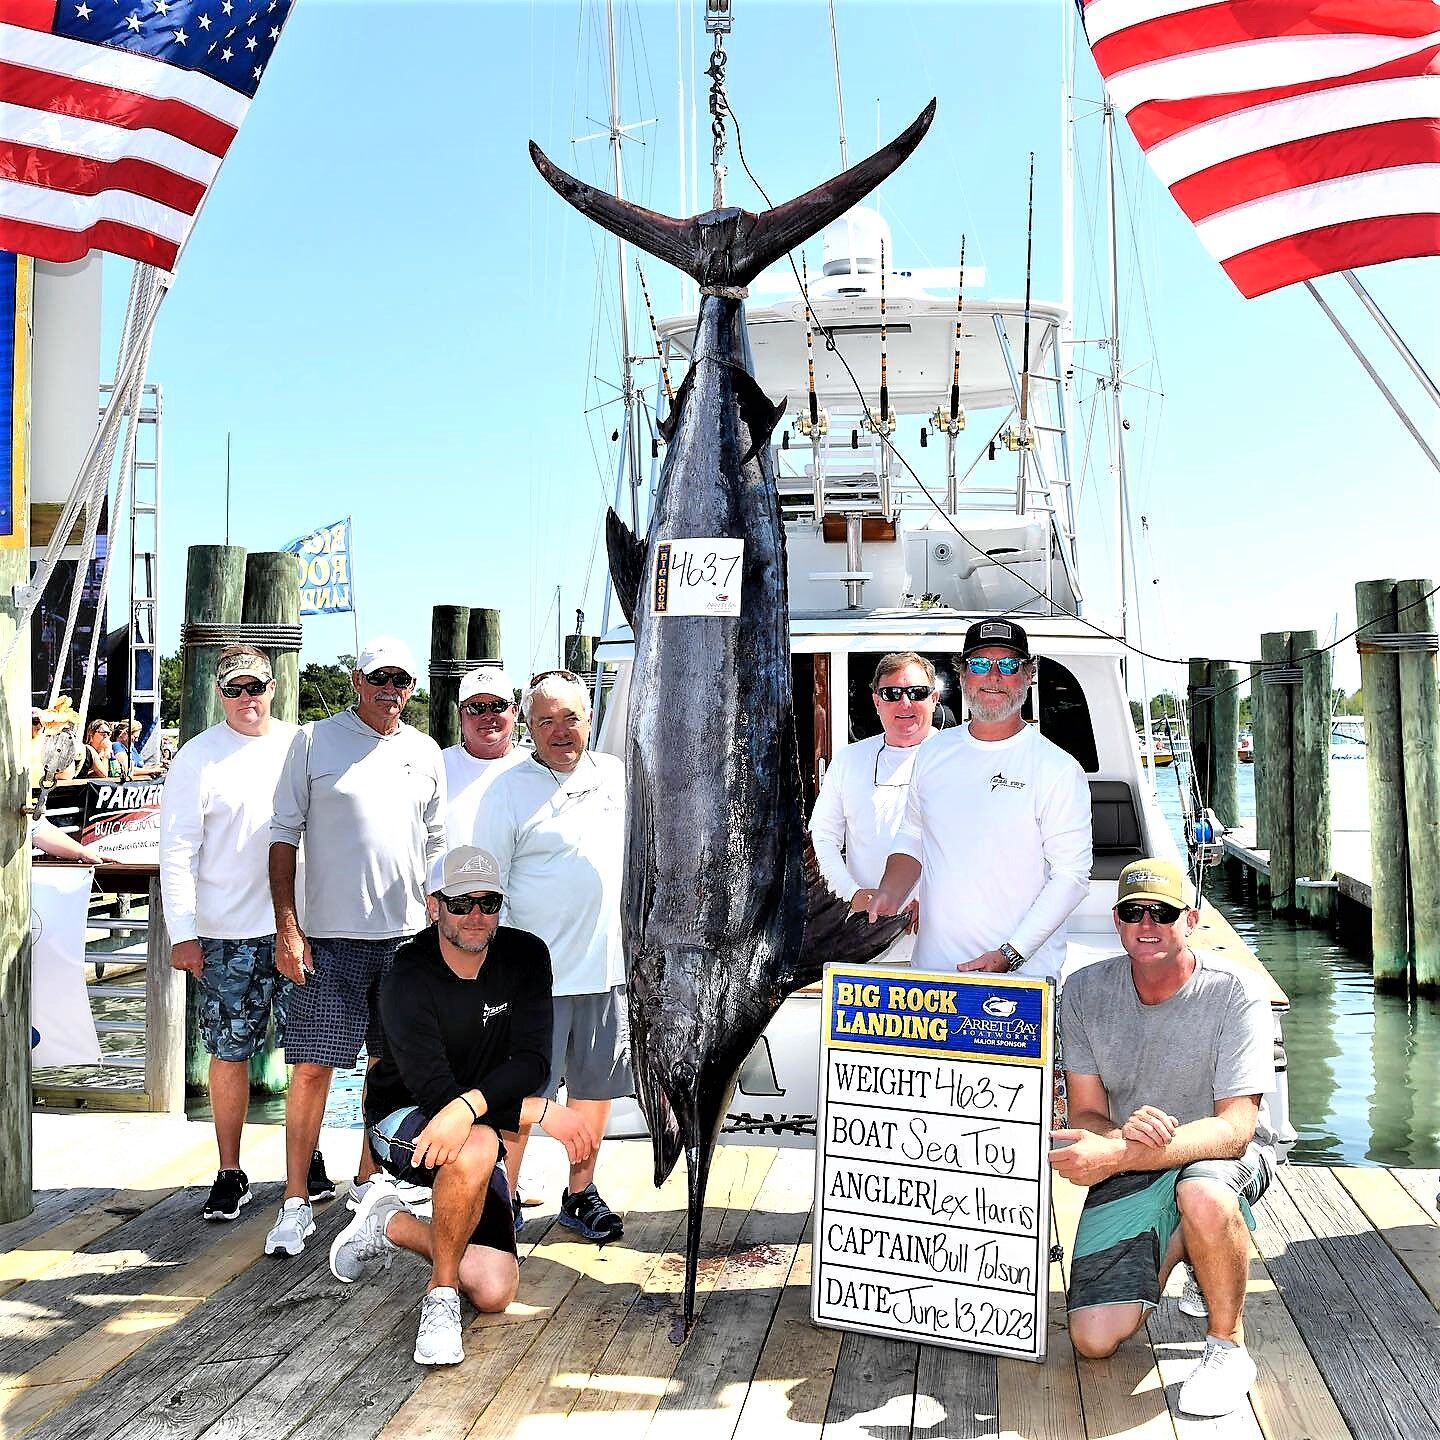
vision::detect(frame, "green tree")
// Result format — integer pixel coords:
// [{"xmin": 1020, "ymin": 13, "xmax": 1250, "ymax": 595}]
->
[
  {"xmin": 296, "ymin": 655, "xmax": 430, "ymax": 732},
  {"xmin": 159, "ymin": 651, "xmax": 182, "ymax": 725}
]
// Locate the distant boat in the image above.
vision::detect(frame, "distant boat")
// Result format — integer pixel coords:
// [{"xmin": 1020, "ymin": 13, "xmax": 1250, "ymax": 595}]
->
[
  {"xmin": 1139, "ymin": 734, "xmax": 1174, "ymax": 767},
  {"xmin": 1238, "ymin": 731, "xmax": 1255, "ymax": 763}
]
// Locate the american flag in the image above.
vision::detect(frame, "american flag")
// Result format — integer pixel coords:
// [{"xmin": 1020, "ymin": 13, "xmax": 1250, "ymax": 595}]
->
[
  {"xmin": 0, "ymin": 0, "xmax": 295, "ymax": 270},
  {"xmin": 1080, "ymin": 0, "xmax": 1440, "ymax": 298}
]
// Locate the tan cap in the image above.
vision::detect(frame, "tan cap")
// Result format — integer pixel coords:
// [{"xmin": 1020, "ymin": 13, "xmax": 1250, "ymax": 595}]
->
[
  {"xmin": 216, "ymin": 647, "xmax": 273, "ymax": 685},
  {"xmin": 427, "ymin": 845, "xmax": 505, "ymax": 898},
  {"xmin": 1116, "ymin": 857, "xmax": 1194, "ymax": 909}
]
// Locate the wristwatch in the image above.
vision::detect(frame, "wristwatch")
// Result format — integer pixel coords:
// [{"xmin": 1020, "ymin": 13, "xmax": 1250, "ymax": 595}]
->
[{"xmin": 998, "ymin": 942, "xmax": 1026, "ymax": 972}]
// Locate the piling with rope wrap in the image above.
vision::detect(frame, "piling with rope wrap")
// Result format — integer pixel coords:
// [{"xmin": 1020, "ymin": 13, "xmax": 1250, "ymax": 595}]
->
[
  {"xmin": 1293, "ymin": 630, "xmax": 1333, "ymax": 924},
  {"xmin": 1209, "ymin": 662, "xmax": 1241, "ymax": 832},
  {"xmin": 1186, "ymin": 658, "xmax": 1213, "ymax": 807},
  {"xmin": 1395, "ymin": 579, "xmax": 1440, "ymax": 991},
  {"xmin": 468, "ymin": 608, "xmax": 502, "ymax": 668},
  {"xmin": 1249, "ymin": 659, "xmax": 1270, "ymax": 856},
  {"xmin": 428, "ymin": 606, "xmax": 470, "ymax": 750},
  {"xmin": 1259, "ymin": 633, "xmax": 1296, "ymax": 916}
]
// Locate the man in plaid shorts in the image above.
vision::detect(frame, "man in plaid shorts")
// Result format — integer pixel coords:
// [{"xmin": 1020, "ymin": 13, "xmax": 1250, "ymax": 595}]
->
[{"xmin": 265, "ymin": 636, "xmax": 446, "ymax": 1257}]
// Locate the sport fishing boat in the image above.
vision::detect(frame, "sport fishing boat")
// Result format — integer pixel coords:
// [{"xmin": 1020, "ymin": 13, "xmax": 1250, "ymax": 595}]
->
[{"xmin": 591, "ymin": 204, "xmax": 1294, "ymax": 1150}]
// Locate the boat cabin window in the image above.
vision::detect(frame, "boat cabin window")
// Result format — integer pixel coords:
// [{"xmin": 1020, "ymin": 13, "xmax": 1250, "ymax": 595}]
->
[{"xmin": 842, "ymin": 651, "xmax": 1099, "ymax": 772}]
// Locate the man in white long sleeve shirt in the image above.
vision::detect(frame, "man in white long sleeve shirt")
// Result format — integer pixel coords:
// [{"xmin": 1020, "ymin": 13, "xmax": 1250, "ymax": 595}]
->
[
  {"xmin": 265, "ymin": 636, "xmax": 447, "ymax": 1258},
  {"xmin": 808, "ymin": 652, "xmax": 941, "ymax": 964},
  {"xmin": 868, "ymin": 619, "xmax": 1092, "ymax": 982},
  {"xmin": 159, "ymin": 645, "xmax": 298, "ymax": 1223}
]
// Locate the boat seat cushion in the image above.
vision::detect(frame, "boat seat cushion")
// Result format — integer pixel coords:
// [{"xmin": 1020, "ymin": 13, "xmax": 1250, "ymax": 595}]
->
[{"xmin": 1089, "ymin": 780, "xmax": 1144, "ymax": 880}]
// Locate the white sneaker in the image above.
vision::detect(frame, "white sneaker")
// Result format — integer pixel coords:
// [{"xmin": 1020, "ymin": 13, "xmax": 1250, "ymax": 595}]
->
[
  {"xmin": 1179, "ymin": 1339, "xmax": 1257, "ymax": 1417},
  {"xmin": 263, "ymin": 1197, "xmax": 315, "ymax": 1257},
  {"xmin": 414, "ymin": 1286, "xmax": 463, "ymax": 1366},
  {"xmin": 1178, "ymin": 1266, "xmax": 1209, "ymax": 1318},
  {"xmin": 348, "ymin": 1175, "xmax": 432, "ymax": 1216},
  {"xmin": 330, "ymin": 1181, "xmax": 406, "ymax": 1284}
]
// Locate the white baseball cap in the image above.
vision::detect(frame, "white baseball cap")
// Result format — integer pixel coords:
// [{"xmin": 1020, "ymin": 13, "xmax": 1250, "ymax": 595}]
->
[
  {"xmin": 459, "ymin": 666, "xmax": 513, "ymax": 705},
  {"xmin": 428, "ymin": 845, "xmax": 505, "ymax": 898},
  {"xmin": 355, "ymin": 635, "xmax": 418, "ymax": 679}
]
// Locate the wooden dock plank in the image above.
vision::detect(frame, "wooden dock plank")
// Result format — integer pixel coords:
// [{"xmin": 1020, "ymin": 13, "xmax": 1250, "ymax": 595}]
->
[
  {"xmin": 1333, "ymin": 1167, "xmax": 1440, "ymax": 1311},
  {"xmin": 1388, "ymin": 1169, "xmax": 1440, "ymax": 1227},
  {"xmin": 1277, "ymin": 1167, "xmax": 1440, "ymax": 1409},
  {"xmin": 819, "ymin": 1332, "xmax": 918, "ymax": 1440},
  {"xmin": 1145, "ymin": 1282, "xmax": 1261, "ymax": 1440},
  {"xmin": 117, "ymin": 1354, "xmax": 276, "ymax": 1440},
  {"xmin": 646, "ymin": 1146, "xmax": 813, "ymax": 1440},
  {"xmin": 1251, "ymin": 1167, "xmax": 1439, "ymax": 1440},
  {"xmin": 915, "ymin": 1346, "xmax": 998, "ymax": 1440}
]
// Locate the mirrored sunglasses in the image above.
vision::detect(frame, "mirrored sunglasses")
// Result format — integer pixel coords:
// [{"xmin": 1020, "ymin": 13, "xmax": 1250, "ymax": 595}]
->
[
  {"xmin": 876, "ymin": 684, "xmax": 934, "ymax": 703},
  {"xmin": 220, "ymin": 679, "xmax": 270, "ymax": 698},
  {"xmin": 965, "ymin": 656, "xmax": 1026, "ymax": 677},
  {"xmin": 363, "ymin": 669, "xmax": 414, "ymax": 688},
  {"xmin": 1116, "ymin": 900, "xmax": 1183, "ymax": 925},
  {"xmin": 461, "ymin": 698, "xmax": 511, "ymax": 717},
  {"xmin": 438, "ymin": 891, "xmax": 504, "ymax": 916}
]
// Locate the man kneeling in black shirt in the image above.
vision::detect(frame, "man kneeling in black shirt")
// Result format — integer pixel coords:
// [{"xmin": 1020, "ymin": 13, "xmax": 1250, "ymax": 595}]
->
[{"xmin": 328, "ymin": 845, "xmax": 595, "ymax": 1367}]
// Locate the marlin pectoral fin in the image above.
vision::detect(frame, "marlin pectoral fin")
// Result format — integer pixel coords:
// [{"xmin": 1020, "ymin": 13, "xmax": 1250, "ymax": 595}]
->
[
  {"xmin": 730, "ymin": 367, "xmax": 788, "ymax": 466},
  {"xmin": 529, "ymin": 101, "xmax": 935, "ymax": 290},
  {"xmin": 795, "ymin": 839, "xmax": 910, "ymax": 986},
  {"xmin": 605, "ymin": 508, "xmax": 646, "ymax": 629}
]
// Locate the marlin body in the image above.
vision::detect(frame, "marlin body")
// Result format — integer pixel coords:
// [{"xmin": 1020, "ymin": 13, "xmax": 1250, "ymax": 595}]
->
[{"xmin": 529, "ymin": 101, "xmax": 934, "ymax": 1330}]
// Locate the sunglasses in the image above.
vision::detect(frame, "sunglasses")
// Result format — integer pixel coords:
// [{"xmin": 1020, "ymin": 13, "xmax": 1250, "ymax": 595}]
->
[
  {"xmin": 965, "ymin": 656, "xmax": 1027, "ymax": 677},
  {"xmin": 461, "ymin": 699, "xmax": 511, "ymax": 717},
  {"xmin": 438, "ymin": 891, "xmax": 504, "ymax": 916},
  {"xmin": 529, "ymin": 668, "xmax": 583, "ymax": 687},
  {"xmin": 876, "ymin": 684, "xmax": 934, "ymax": 703},
  {"xmin": 220, "ymin": 680, "xmax": 270, "ymax": 698},
  {"xmin": 363, "ymin": 669, "xmax": 414, "ymax": 689},
  {"xmin": 1116, "ymin": 900, "xmax": 1184, "ymax": 925}
]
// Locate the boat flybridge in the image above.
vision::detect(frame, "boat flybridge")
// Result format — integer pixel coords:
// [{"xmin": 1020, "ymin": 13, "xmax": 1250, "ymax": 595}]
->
[{"xmin": 594, "ymin": 207, "xmax": 1292, "ymax": 1146}]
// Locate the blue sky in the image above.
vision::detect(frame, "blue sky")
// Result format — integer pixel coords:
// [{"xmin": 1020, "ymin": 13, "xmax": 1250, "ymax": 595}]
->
[{"xmin": 103, "ymin": 0, "xmax": 1437, "ymax": 697}]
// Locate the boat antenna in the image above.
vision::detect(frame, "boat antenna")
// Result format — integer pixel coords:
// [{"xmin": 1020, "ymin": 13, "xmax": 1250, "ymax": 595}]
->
[
  {"xmin": 826, "ymin": 0, "xmax": 848, "ymax": 169},
  {"xmin": 1015, "ymin": 151, "xmax": 1036, "ymax": 513},
  {"xmin": 635, "ymin": 259, "xmax": 674, "ymax": 407}
]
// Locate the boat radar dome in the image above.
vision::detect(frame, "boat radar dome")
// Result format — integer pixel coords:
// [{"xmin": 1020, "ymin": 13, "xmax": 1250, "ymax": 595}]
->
[{"xmin": 822, "ymin": 206, "xmax": 891, "ymax": 282}]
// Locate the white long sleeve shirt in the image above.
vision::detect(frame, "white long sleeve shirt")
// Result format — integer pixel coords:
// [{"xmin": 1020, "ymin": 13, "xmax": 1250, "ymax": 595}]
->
[
  {"xmin": 442, "ymin": 744, "xmax": 527, "ymax": 848},
  {"xmin": 159, "ymin": 719, "xmax": 300, "ymax": 943},
  {"xmin": 270, "ymin": 710, "xmax": 446, "ymax": 941},
  {"xmin": 891, "ymin": 723, "xmax": 1092, "ymax": 981}
]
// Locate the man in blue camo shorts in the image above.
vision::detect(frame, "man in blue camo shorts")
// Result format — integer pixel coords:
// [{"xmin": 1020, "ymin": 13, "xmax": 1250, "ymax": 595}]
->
[{"xmin": 160, "ymin": 645, "xmax": 302, "ymax": 1223}]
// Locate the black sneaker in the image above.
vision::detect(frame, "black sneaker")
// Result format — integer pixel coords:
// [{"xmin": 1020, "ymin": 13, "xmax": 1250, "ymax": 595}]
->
[
  {"xmin": 307, "ymin": 1150, "xmax": 338, "ymax": 1202},
  {"xmin": 203, "ymin": 1168, "xmax": 251, "ymax": 1222},
  {"xmin": 558, "ymin": 1183, "xmax": 623, "ymax": 1243}
]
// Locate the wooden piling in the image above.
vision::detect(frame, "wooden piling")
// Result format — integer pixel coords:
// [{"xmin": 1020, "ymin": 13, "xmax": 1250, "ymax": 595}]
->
[
  {"xmin": 1187, "ymin": 658, "xmax": 1213, "ymax": 804},
  {"xmin": 1249, "ymin": 661, "xmax": 1270, "ymax": 853},
  {"xmin": 564, "ymin": 633, "xmax": 596, "ymax": 678},
  {"xmin": 468, "ymin": 607, "xmax": 502, "ymax": 664},
  {"xmin": 1293, "ymin": 629, "xmax": 1334, "ymax": 924},
  {"xmin": 1355, "ymin": 580, "xmax": 1409, "ymax": 986},
  {"xmin": 1396, "ymin": 578, "xmax": 1440, "ymax": 991},
  {"xmin": 0, "ymin": 258, "xmax": 33, "ymax": 1221},
  {"xmin": 1209, "ymin": 662, "xmax": 1241, "ymax": 830},
  {"xmin": 428, "ymin": 605, "xmax": 469, "ymax": 749},
  {"xmin": 180, "ymin": 546, "xmax": 246, "ymax": 1091},
  {"xmin": 1260, "ymin": 631, "xmax": 1296, "ymax": 915},
  {"xmin": 241, "ymin": 551, "xmax": 299, "ymax": 1096},
  {"xmin": 143, "ymin": 876, "xmax": 186, "ymax": 1114}
]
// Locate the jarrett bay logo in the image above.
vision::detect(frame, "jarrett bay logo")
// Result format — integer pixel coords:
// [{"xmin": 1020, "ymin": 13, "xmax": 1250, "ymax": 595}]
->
[{"xmin": 990, "ymin": 772, "xmax": 1025, "ymax": 793}]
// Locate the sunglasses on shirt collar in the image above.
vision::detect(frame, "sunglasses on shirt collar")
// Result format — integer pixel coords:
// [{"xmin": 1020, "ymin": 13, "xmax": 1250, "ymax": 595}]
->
[{"xmin": 437, "ymin": 892, "xmax": 504, "ymax": 916}]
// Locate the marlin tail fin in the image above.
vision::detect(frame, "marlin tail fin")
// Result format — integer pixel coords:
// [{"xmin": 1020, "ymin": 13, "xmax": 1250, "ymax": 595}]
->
[{"xmin": 528, "ymin": 100, "xmax": 935, "ymax": 291}]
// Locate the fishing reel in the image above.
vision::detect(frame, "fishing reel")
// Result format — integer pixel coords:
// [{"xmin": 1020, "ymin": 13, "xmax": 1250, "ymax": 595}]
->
[
  {"xmin": 1186, "ymin": 807, "xmax": 1228, "ymax": 868},
  {"xmin": 793, "ymin": 409, "xmax": 829, "ymax": 440},
  {"xmin": 862, "ymin": 411, "xmax": 897, "ymax": 438},
  {"xmin": 930, "ymin": 406, "xmax": 967, "ymax": 435},
  {"xmin": 1001, "ymin": 421, "xmax": 1036, "ymax": 452}
]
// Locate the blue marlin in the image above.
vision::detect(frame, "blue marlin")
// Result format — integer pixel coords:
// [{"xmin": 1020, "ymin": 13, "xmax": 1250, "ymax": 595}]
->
[{"xmin": 529, "ymin": 101, "xmax": 934, "ymax": 1330}]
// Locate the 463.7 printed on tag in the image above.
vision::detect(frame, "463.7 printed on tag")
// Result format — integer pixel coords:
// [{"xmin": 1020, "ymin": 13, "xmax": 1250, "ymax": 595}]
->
[{"xmin": 652, "ymin": 538, "xmax": 745, "ymax": 617}]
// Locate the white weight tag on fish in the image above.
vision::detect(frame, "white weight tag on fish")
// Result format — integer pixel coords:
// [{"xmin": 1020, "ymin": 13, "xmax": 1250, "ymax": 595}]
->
[{"xmin": 652, "ymin": 538, "xmax": 745, "ymax": 617}]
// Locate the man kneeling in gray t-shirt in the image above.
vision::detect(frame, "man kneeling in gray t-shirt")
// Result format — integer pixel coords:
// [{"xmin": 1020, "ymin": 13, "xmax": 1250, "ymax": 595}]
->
[{"xmin": 1050, "ymin": 857, "xmax": 1277, "ymax": 1421}]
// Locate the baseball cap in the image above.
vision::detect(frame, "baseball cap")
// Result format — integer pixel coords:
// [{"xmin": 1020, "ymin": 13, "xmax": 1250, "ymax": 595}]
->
[
  {"xmin": 960, "ymin": 618, "xmax": 1031, "ymax": 660},
  {"xmin": 356, "ymin": 635, "xmax": 418, "ymax": 678},
  {"xmin": 459, "ymin": 665, "xmax": 513, "ymax": 705},
  {"xmin": 1116, "ymin": 857, "xmax": 1194, "ymax": 909},
  {"xmin": 215, "ymin": 647, "xmax": 273, "ymax": 686},
  {"xmin": 427, "ymin": 845, "xmax": 505, "ymax": 898}
]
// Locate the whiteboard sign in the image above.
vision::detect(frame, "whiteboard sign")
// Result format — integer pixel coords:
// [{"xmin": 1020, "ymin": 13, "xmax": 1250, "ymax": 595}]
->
[
  {"xmin": 812, "ymin": 964, "xmax": 1055, "ymax": 1360},
  {"xmin": 652, "ymin": 538, "xmax": 744, "ymax": 617}
]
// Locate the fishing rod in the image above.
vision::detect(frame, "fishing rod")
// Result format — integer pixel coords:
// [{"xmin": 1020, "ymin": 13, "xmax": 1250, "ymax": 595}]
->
[
  {"xmin": 790, "ymin": 252, "xmax": 828, "ymax": 520},
  {"xmin": 635, "ymin": 259, "xmax": 675, "ymax": 412},
  {"xmin": 931, "ymin": 234, "xmax": 968, "ymax": 510},
  {"xmin": 1012, "ymin": 152, "xmax": 1037, "ymax": 514}
]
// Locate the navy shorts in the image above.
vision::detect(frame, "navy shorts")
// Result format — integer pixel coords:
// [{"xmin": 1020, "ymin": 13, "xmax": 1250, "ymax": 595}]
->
[
  {"xmin": 282, "ymin": 936, "xmax": 403, "ymax": 1069},
  {"xmin": 368, "ymin": 1105, "xmax": 516, "ymax": 1257},
  {"xmin": 197, "ymin": 935, "xmax": 291, "ymax": 1062}
]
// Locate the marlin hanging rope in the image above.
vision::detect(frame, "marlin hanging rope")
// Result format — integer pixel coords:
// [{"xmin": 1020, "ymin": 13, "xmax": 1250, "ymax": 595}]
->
[{"xmin": 707, "ymin": 36, "xmax": 729, "ymax": 208}]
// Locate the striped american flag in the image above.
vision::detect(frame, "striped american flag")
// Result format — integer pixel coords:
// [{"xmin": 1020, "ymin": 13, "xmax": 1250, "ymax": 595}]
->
[
  {"xmin": 0, "ymin": 0, "xmax": 295, "ymax": 270},
  {"xmin": 1080, "ymin": 0, "xmax": 1440, "ymax": 297}
]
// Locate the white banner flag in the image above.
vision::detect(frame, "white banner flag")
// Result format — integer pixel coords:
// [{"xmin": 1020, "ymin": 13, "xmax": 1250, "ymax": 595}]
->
[{"xmin": 31, "ymin": 866, "xmax": 100, "ymax": 1068}]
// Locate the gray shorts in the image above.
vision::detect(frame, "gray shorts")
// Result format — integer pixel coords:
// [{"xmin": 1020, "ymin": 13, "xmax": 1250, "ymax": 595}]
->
[
  {"xmin": 542, "ymin": 985, "xmax": 633, "ymax": 1102},
  {"xmin": 282, "ymin": 935, "xmax": 404, "ymax": 1069}
]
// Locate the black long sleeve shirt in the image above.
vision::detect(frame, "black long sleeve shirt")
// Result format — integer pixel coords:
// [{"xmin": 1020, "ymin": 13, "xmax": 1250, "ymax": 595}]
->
[{"xmin": 365, "ymin": 923, "xmax": 553, "ymax": 1133}]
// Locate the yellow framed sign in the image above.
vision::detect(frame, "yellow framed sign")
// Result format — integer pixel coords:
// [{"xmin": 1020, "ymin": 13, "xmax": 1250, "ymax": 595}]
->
[{"xmin": 812, "ymin": 964, "xmax": 1056, "ymax": 1360}]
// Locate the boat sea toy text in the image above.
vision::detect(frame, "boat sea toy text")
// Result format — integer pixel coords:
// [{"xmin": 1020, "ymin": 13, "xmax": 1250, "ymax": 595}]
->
[{"xmin": 529, "ymin": 99, "xmax": 936, "ymax": 1334}]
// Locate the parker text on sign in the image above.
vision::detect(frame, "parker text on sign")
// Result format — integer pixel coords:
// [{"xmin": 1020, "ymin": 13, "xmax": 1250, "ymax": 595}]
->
[{"xmin": 813, "ymin": 964, "xmax": 1055, "ymax": 1360}]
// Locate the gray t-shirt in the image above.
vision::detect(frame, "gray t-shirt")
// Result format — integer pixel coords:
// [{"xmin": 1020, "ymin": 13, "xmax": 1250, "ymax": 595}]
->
[{"xmin": 1059, "ymin": 948, "xmax": 1277, "ymax": 1151}]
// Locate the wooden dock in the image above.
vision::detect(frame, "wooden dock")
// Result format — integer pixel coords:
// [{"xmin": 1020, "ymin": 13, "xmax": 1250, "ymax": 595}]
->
[
  {"xmin": 3, "ymin": 1114, "xmax": 1437, "ymax": 1440},
  {"xmin": 1223, "ymin": 820, "xmax": 1376, "ymax": 911}
]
